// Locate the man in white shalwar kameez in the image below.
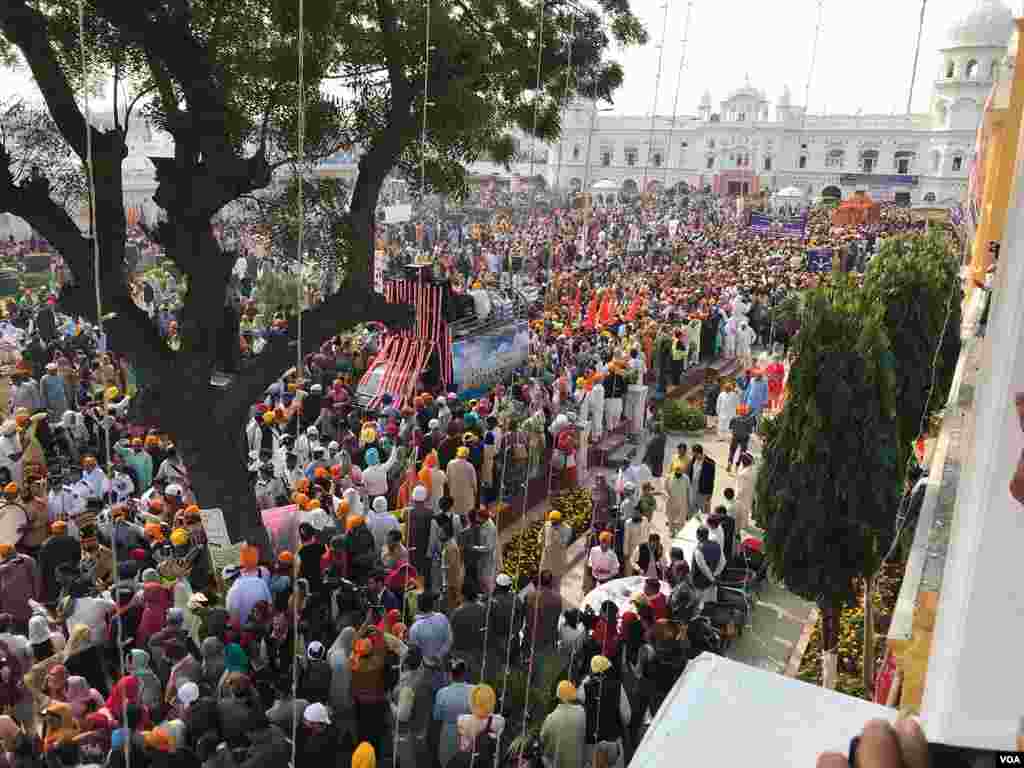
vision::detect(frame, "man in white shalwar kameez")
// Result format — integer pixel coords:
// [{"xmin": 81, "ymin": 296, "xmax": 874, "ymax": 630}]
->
[
  {"xmin": 716, "ymin": 386, "xmax": 739, "ymax": 438},
  {"xmin": 588, "ymin": 376, "xmax": 605, "ymax": 443},
  {"xmin": 723, "ymin": 315, "xmax": 738, "ymax": 359},
  {"xmin": 736, "ymin": 321, "xmax": 756, "ymax": 370}
]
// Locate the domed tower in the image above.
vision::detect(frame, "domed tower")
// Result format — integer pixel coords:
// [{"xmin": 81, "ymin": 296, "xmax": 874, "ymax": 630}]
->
[
  {"xmin": 933, "ymin": 0, "xmax": 1014, "ymax": 130},
  {"xmin": 699, "ymin": 90, "xmax": 712, "ymax": 121}
]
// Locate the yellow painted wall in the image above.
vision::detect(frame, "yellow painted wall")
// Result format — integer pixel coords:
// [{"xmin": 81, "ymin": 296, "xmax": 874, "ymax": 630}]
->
[
  {"xmin": 892, "ymin": 590, "xmax": 939, "ymax": 714},
  {"xmin": 969, "ymin": 19, "xmax": 1024, "ymax": 289}
]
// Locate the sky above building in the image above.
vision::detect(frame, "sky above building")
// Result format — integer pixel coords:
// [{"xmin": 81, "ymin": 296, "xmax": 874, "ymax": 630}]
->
[
  {"xmin": 606, "ymin": 0, "xmax": 1013, "ymax": 117},
  {"xmin": 0, "ymin": 0, "xmax": 1015, "ymax": 120}
]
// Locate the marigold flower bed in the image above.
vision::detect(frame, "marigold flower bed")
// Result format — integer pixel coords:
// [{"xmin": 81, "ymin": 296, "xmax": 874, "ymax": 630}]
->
[
  {"xmin": 797, "ymin": 561, "xmax": 905, "ymax": 699},
  {"xmin": 500, "ymin": 487, "xmax": 593, "ymax": 586}
]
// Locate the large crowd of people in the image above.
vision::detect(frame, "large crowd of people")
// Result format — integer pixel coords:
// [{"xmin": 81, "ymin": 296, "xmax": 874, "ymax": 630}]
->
[{"xmin": 0, "ymin": 192, "xmax": 944, "ymax": 768}]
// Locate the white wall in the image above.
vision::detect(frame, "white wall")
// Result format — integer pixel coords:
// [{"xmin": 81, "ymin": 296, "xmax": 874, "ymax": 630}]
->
[{"xmin": 920, "ymin": 109, "xmax": 1024, "ymax": 751}]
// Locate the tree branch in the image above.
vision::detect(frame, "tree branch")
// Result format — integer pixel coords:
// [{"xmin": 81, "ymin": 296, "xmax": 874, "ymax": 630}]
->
[
  {"xmin": 0, "ymin": 145, "xmax": 87, "ymax": 260},
  {"xmin": 0, "ymin": 0, "xmax": 93, "ymax": 161},
  {"xmin": 228, "ymin": 286, "xmax": 413, "ymax": 420},
  {"xmin": 259, "ymin": 85, "xmax": 281, "ymax": 158},
  {"xmin": 122, "ymin": 85, "xmax": 158, "ymax": 139}
]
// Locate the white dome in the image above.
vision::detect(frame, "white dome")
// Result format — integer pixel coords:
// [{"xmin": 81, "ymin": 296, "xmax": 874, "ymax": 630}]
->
[
  {"xmin": 728, "ymin": 84, "xmax": 762, "ymax": 101},
  {"xmin": 948, "ymin": 0, "xmax": 1014, "ymax": 48}
]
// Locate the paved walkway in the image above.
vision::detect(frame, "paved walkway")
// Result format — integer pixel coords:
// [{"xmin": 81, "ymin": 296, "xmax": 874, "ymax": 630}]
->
[{"xmin": 496, "ymin": 402, "xmax": 816, "ymax": 677}]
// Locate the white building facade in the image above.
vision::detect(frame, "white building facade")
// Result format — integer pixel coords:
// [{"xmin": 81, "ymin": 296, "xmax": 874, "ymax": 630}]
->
[
  {"xmin": 1, "ymin": 0, "xmax": 1015, "ymax": 243},
  {"xmin": 546, "ymin": 0, "xmax": 1015, "ymax": 207}
]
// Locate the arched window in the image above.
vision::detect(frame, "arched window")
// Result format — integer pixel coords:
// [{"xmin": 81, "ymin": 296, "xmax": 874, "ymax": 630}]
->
[
  {"xmin": 952, "ymin": 154, "xmax": 964, "ymax": 172},
  {"xmin": 923, "ymin": 192, "xmax": 937, "ymax": 202},
  {"xmin": 946, "ymin": 60, "xmax": 955, "ymax": 79},
  {"xmin": 966, "ymin": 59, "xmax": 978, "ymax": 79},
  {"xmin": 825, "ymin": 149, "xmax": 845, "ymax": 168},
  {"xmin": 572, "ymin": 145, "xmax": 580, "ymax": 160},
  {"xmin": 798, "ymin": 155, "xmax": 807, "ymax": 169}
]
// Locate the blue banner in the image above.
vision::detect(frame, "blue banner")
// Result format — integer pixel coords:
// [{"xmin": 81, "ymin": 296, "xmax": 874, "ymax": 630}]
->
[
  {"xmin": 452, "ymin": 323, "xmax": 530, "ymax": 398},
  {"xmin": 806, "ymin": 248, "xmax": 833, "ymax": 273},
  {"xmin": 782, "ymin": 216, "xmax": 807, "ymax": 237}
]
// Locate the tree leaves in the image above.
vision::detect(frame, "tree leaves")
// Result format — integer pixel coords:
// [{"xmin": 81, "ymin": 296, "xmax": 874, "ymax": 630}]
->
[
  {"xmin": 756, "ymin": 278, "xmax": 901, "ymax": 609},
  {"xmin": 862, "ymin": 230, "xmax": 962, "ymax": 472}
]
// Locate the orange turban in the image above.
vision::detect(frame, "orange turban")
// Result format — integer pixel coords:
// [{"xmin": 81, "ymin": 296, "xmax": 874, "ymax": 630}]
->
[
  {"xmin": 240, "ymin": 545, "xmax": 259, "ymax": 570},
  {"xmin": 336, "ymin": 499, "xmax": 350, "ymax": 519},
  {"xmin": 417, "ymin": 455, "xmax": 436, "ymax": 495}
]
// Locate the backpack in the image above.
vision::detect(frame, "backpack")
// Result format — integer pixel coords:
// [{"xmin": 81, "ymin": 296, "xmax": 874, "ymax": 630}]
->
[{"xmin": 457, "ymin": 716, "xmax": 496, "ymax": 767}]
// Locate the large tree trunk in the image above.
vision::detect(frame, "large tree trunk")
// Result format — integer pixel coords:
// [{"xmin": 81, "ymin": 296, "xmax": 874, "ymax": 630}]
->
[{"xmin": 167, "ymin": 384, "xmax": 269, "ymax": 549}]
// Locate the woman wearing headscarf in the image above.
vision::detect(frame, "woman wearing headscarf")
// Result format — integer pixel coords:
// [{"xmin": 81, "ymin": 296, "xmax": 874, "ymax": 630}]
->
[
  {"xmin": 126, "ymin": 652, "xmax": 161, "ymax": 717},
  {"xmin": 136, "ymin": 569, "xmax": 173, "ymax": 647},
  {"xmin": 104, "ymin": 676, "xmax": 151, "ymax": 729},
  {"xmin": 64, "ymin": 675, "xmax": 104, "ymax": 721}
]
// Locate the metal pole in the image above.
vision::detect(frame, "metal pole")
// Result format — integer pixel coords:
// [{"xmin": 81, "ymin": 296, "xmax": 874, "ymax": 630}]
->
[
  {"xmin": 523, "ymin": 0, "xmax": 545, "ymax": 282},
  {"xmin": 665, "ymin": 1, "xmax": 694, "ymax": 190},
  {"xmin": 581, "ymin": 80, "xmax": 599, "ymax": 256},
  {"xmin": 642, "ymin": 0, "xmax": 671, "ymax": 197},
  {"xmin": 555, "ymin": 13, "xmax": 577, "ymax": 204},
  {"xmin": 803, "ymin": 0, "xmax": 825, "ymax": 131},
  {"xmin": 906, "ymin": 0, "xmax": 928, "ymax": 115}
]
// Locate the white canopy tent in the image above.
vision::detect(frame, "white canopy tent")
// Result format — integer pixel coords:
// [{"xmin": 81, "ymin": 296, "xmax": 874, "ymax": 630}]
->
[
  {"xmin": 591, "ymin": 178, "xmax": 621, "ymax": 206},
  {"xmin": 776, "ymin": 185, "xmax": 805, "ymax": 198},
  {"xmin": 630, "ymin": 654, "xmax": 900, "ymax": 768},
  {"xmin": 772, "ymin": 185, "xmax": 809, "ymax": 214}
]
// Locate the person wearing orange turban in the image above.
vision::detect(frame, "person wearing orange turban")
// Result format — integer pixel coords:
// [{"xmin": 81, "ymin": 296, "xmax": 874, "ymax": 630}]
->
[
  {"xmin": 239, "ymin": 544, "xmax": 259, "ymax": 571},
  {"xmin": 418, "ymin": 451, "xmax": 445, "ymax": 512}
]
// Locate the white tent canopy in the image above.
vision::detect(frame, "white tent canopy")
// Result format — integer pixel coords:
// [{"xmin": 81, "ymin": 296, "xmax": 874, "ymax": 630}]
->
[
  {"xmin": 630, "ymin": 654, "xmax": 899, "ymax": 768},
  {"xmin": 776, "ymin": 185, "xmax": 805, "ymax": 198}
]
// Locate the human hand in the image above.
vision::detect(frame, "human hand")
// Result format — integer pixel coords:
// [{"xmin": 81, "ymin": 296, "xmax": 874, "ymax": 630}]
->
[{"xmin": 817, "ymin": 718, "xmax": 928, "ymax": 768}]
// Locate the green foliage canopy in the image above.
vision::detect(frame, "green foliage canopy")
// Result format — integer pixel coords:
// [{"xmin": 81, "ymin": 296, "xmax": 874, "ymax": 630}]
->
[
  {"xmin": 755, "ymin": 277, "xmax": 902, "ymax": 609},
  {"xmin": 862, "ymin": 229, "xmax": 962, "ymax": 469}
]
